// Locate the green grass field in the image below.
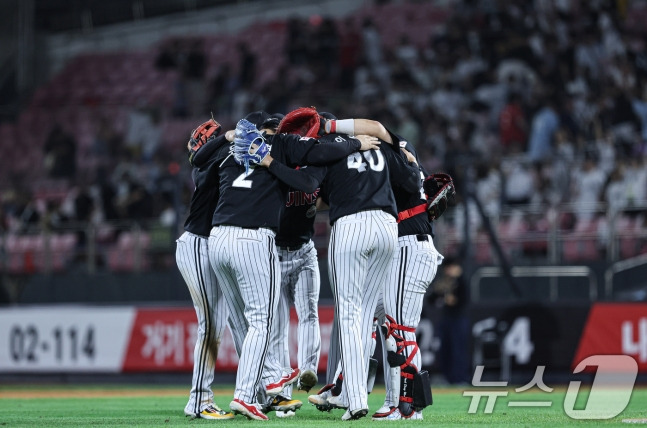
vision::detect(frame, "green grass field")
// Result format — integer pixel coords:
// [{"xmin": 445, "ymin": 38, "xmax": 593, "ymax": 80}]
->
[{"xmin": 0, "ymin": 385, "xmax": 645, "ymax": 427}]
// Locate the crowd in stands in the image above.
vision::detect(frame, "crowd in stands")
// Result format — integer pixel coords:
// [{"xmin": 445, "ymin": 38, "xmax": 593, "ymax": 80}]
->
[{"xmin": 2, "ymin": 0, "xmax": 647, "ymax": 266}]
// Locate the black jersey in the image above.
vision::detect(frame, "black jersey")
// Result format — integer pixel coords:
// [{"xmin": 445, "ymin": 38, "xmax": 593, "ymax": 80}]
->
[
  {"xmin": 276, "ymin": 166, "xmax": 327, "ymax": 247},
  {"xmin": 319, "ymin": 133, "xmax": 420, "ymax": 225},
  {"xmin": 387, "ymin": 132, "xmax": 435, "ymax": 237},
  {"xmin": 183, "ymin": 135, "xmax": 228, "ymax": 237},
  {"xmin": 212, "ymin": 133, "xmax": 360, "ymax": 229}
]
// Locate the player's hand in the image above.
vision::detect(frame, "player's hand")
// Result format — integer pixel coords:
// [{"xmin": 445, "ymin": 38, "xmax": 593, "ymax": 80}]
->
[
  {"xmin": 225, "ymin": 129, "xmax": 235, "ymax": 142},
  {"xmin": 356, "ymin": 135, "xmax": 380, "ymax": 151},
  {"xmin": 401, "ymin": 147, "xmax": 417, "ymax": 164},
  {"xmin": 259, "ymin": 153, "xmax": 274, "ymax": 167}
]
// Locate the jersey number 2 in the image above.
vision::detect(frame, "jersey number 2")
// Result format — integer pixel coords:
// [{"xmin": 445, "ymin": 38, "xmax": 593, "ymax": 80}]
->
[
  {"xmin": 233, "ymin": 169, "xmax": 254, "ymax": 188},
  {"xmin": 347, "ymin": 151, "xmax": 385, "ymax": 172}
]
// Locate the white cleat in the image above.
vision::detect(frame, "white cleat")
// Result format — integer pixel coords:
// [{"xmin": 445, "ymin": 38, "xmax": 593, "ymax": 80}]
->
[
  {"xmin": 327, "ymin": 394, "xmax": 348, "ymax": 410},
  {"xmin": 276, "ymin": 410, "xmax": 296, "ymax": 418},
  {"xmin": 341, "ymin": 408, "xmax": 368, "ymax": 421},
  {"xmin": 372, "ymin": 406, "xmax": 423, "ymax": 420}
]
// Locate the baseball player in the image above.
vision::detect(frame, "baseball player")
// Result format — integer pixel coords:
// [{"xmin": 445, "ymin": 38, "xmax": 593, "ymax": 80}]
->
[
  {"xmin": 372, "ymin": 132, "xmax": 447, "ymax": 421},
  {"xmin": 175, "ymin": 118, "xmax": 234, "ymax": 420},
  {"xmin": 208, "ymin": 111, "xmax": 380, "ymax": 420},
  {"xmin": 280, "ymin": 113, "xmax": 421, "ymax": 420},
  {"xmin": 256, "ymin": 114, "xmax": 327, "ymax": 417}
]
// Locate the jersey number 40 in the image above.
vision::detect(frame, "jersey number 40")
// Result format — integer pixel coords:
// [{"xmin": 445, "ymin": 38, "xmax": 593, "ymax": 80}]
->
[{"xmin": 347, "ymin": 151, "xmax": 385, "ymax": 173}]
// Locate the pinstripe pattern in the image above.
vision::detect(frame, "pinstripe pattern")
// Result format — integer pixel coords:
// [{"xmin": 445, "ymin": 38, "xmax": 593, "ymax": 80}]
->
[
  {"xmin": 208, "ymin": 226, "xmax": 283, "ymax": 403},
  {"xmin": 328, "ymin": 210, "xmax": 397, "ymax": 411},
  {"xmin": 272, "ymin": 240, "xmax": 321, "ymax": 398},
  {"xmin": 381, "ymin": 234, "xmax": 443, "ymax": 406},
  {"xmin": 175, "ymin": 232, "xmax": 229, "ymax": 414}
]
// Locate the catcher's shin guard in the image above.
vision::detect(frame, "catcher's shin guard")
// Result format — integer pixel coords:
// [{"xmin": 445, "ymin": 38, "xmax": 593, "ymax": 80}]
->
[
  {"xmin": 413, "ymin": 370, "xmax": 433, "ymax": 409},
  {"xmin": 382, "ymin": 316, "xmax": 432, "ymax": 417}
]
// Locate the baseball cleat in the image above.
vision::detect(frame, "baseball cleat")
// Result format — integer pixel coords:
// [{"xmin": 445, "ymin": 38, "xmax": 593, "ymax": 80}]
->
[
  {"xmin": 308, "ymin": 384, "xmax": 335, "ymax": 411},
  {"xmin": 269, "ymin": 395, "xmax": 303, "ymax": 412},
  {"xmin": 372, "ymin": 406, "xmax": 423, "ymax": 420},
  {"xmin": 196, "ymin": 404, "xmax": 235, "ymax": 420},
  {"xmin": 230, "ymin": 399, "xmax": 268, "ymax": 421},
  {"xmin": 266, "ymin": 368, "xmax": 300, "ymax": 396},
  {"xmin": 341, "ymin": 407, "xmax": 369, "ymax": 421},
  {"xmin": 297, "ymin": 369, "xmax": 318, "ymax": 392},
  {"xmin": 276, "ymin": 410, "xmax": 296, "ymax": 418},
  {"xmin": 327, "ymin": 394, "xmax": 348, "ymax": 410}
]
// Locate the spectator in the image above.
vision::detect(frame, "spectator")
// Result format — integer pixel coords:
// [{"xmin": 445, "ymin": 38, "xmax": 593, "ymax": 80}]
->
[
  {"xmin": 40, "ymin": 200, "xmax": 68, "ymax": 232},
  {"xmin": 429, "ymin": 257, "xmax": 470, "ymax": 385},
  {"xmin": 499, "ymin": 92, "xmax": 528, "ymax": 154},
  {"xmin": 181, "ymin": 38, "xmax": 208, "ymax": 117},
  {"xmin": 502, "ymin": 157, "xmax": 535, "ymax": 206},
  {"xmin": 43, "ymin": 124, "xmax": 77, "ymax": 180},
  {"xmin": 475, "ymin": 160, "xmax": 502, "ymax": 220},
  {"xmin": 526, "ymin": 95, "xmax": 560, "ymax": 162},
  {"xmin": 123, "ymin": 105, "xmax": 162, "ymax": 163},
  {"xmin": 571, "ymin": 152, "xmax": 606, "ymax": 225}
]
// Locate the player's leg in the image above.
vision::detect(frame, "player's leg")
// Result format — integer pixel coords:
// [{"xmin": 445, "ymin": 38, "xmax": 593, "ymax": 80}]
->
[
  {"xmin": 326, "ymin": 313, "xmax": 341, "ymax": 385},
  {"xmin": 294, "ymin": 241, "xmax": 321, "ymax": 391},
  {"xmin": 176, "ymin": 232, "xmax": 232, "ymax": 419},
  {"xmin": 208, "ymin": 226, "xmax": 279, "ymax": 420},
  {"xmin": 359, "ymin": 212, "xmax": 397, "ymax": 403},
  {"xmin": 258, "ymin": 248, "xmax": 301, "ymax": 414},
  {"xmin": 327, "ymin": 211, "xmax": 373, "ymax": 416},
  {"xmin": 377, "ymin": 234, "xmax": 443, "ymax": 420},
  {"xmin": 234, "ymin": 228, "xmax": 283, "ymax": 402}
]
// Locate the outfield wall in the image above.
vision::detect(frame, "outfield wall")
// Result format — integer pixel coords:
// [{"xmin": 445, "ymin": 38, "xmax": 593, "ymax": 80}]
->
[{"xmin": 1, "ymin": 303, "xmax": 645, "ymax": 378}]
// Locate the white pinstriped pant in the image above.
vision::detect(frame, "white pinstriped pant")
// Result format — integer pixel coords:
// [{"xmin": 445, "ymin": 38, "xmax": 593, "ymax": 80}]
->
[
  {"xmin": 328, "ymin": 209, "xmax": 398, "ymax": 412},
  {"xmin": 273, "ymin": 239, "xmax": 321, "ymax": 399},
  {"xmin": 375, "ymin": 233, "xmax": 443, "ymax": 406},
  {"xmin": 175, "ymin": 231, "xmax": 229, "ymax": 414},
  {"xmin": 208, "ymin": 225, "xmax": 283, "ymax": 404}
]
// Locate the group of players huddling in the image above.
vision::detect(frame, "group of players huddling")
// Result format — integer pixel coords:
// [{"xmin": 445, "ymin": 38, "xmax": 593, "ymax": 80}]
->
[{"xmin": 176, "ymin": 106, "xmax": 454, "ymax": 421}]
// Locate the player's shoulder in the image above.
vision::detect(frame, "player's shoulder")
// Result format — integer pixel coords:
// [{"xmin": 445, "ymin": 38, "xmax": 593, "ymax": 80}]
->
[
  {"xmin": 319, "ymin": 133, "xmax": 354, "ymax": 144},
  {"xmin": 272, "ymin": 133, "xmax": 316, "ymax": 144}
]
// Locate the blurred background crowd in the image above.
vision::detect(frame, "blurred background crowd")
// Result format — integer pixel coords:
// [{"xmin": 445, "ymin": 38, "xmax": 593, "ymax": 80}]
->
[{"xmin": 1, "ymin": 0, "xmax": 646, "ymax": 276}]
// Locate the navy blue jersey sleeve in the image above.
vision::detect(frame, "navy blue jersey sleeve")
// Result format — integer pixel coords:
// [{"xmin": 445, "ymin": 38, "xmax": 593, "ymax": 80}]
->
[
  {"xmin": 302, "ymin": 134, "xmax": 361, "ymax": 165},
  {"xmin": 276, "ymin": 133, "xmax": 360, "ymax": 166},
  {"xmin": 190, "ymin": 134, "xmax": 229, "ymax": 167},
  {"xmin": 267, "ymin": 162, "xmax": 326, "ymax": 193},
  {"xmin": 384, "ymin": 144, "xmax": 421, "ymax": 194}
]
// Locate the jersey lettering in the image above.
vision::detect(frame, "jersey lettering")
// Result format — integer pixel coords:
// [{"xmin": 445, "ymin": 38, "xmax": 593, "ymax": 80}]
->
[
  {"xmin": 232, "ymin": 168, "xmax": 255, "ymax": 188},
  {"xmin": 286, "ymin": 188, "xmax": 320, "ymax": 207},
  {"xmin": 346, "ymin": 150, "xmax": 385, "ymax": 173},
  {"xmin": 418, "ymin": 170, "xmax": 426, "ymax": 200}
]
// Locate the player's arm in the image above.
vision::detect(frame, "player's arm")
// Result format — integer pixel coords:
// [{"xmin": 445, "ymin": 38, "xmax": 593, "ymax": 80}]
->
[
  {"xmin": 284, "ymin": 134, "xmax": 379, "ymax": 166},
  {"xmin": 305, "ymin": 134, "xmax": 380, "ymax": 165},
  {"xmin": 190, "ymin": 134, "xmax": 229, "ymax": 167},
  {"xmin": 316, "ymin": 197, "xmax": 329, "ymax": 211},
  {"xmin": 260, "ymin": 154, "xmax": 326, "ymax": 193},
  {"xmin": 385, "ymin": 144, "xmax": 421, "ymax": 194},
  {"xmin": 323, "ymin": 118, "xmax": 393, "ymax": 144}
]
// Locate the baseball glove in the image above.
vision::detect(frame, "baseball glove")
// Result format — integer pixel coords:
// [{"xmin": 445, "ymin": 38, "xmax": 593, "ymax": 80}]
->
[
  {"xmin": 189, "ymin": 118, "xmax": 221, "ymax": 151},
  {"xmin": 232, "ymin": 118, "xmax": 270, "ymax": 173},
  {"xmin": 277, "ymin": 107, "xmax": 322, "ymax": 138},
  {"xmin": 423, "ymin": 173, "xmax": 456, "ymax": 221},
  {"xmin": 188, "ymin": 118, "xmax": 221, "ymax": 165}
]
